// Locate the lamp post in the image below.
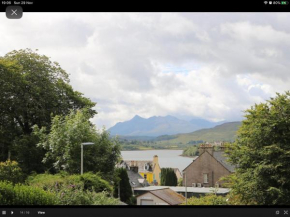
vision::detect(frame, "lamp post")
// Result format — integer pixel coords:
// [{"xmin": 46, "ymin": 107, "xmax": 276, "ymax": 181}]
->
[
  {"xmin": 81, "ymin": 142, "xmax": 94, "ymax": 175},
  {"xmin": 183, "ymin": 171, "xmax": 187, "ymax": 205}
]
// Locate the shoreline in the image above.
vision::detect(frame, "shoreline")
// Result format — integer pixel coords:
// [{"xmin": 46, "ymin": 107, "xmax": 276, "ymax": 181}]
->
[
  {"xmin": 179, "ymin": 154, "xmax": 198, "ymax": 158},
  {"xmin": 121, "ymin": 149, "xmax": 198, "ymax": 159},
  {"xmin": 121, "ymin": 148, "xmax": 184, "ymax": 151}
]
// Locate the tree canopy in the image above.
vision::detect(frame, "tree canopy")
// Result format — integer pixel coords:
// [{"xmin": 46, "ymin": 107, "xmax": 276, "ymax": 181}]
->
[
  {"xmin": 34, "ymin": 109, "xmax": 121, "ymax": 175},
  {"xmin": 0, "ymin": 49, "xmax": 96, "ymax": 173},
  {"xmin": 225, "ymin": 91, "xmax": 290, "ymax": 205}
]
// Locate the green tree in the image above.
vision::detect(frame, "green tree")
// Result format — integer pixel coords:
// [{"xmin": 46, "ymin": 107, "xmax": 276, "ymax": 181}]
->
[
  {"xmin": 0, "ymin": 160, "xmax": 24, "ymax": 184},
  {"xmin": 182, "ymin": 145, "xmax": 199, "ymax": 157},
  {"xmin": 225, "ymin": 91, "xmax": 290, "ymax": 205},
  {"xmin": 113, "ymin": 168, "xmax": 133, "ymax": 204},
  {"xmin": 0, "ymin": 49, "xmax": 96, "ymax": 173},
  {"xmin": 161, "ymin": 168, "xmax": 177, "ymax": 186},
  {"xmin": 34, "ymin": 109, "xmax": 121, "ymax": 175}
]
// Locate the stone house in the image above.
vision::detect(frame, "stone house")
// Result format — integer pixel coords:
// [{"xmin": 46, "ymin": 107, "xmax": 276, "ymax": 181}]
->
[{"xmin": 182, "ymin": 144, "xmax": 235, "ymax": 187}]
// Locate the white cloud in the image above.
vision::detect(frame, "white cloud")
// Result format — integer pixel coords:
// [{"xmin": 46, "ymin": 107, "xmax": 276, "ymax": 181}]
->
[{"xmin": 1, "ymin": 13, "xmax": 290, "ymax": 128}]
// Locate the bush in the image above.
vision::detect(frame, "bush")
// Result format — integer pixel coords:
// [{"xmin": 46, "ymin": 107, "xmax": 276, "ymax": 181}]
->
[
  {"xmin": 184, "ymin": 194, "xmax": 229, "ymax": 205},
  {"xmin": 79, "ymin": 172, "xmax": 112, "ymax": 192},
  {"xmin": 25, "ymin": 172, "xmax": 119, "ymax": 205},
  {"xmin": 56, "ymin": 185, "xmax": 119, "ymax": 205},
  {"xmin": 0, "ymin": 160, "xmax": 24, "ymax": 184},
  {"xmin": 27, "ymin": 172, "xmax": 112, "ymax": 193},
  {"xmin": 0, "ymin": 181, "xmax": 57, "ymax": 205},
  {"xmin": 26, "ymin": 173, "xmax": 67, "ymax": 191}
]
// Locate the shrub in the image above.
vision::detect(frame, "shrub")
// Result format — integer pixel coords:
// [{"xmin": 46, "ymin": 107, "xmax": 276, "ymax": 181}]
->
[
  {"xmin": 56, "ymin": 184, "xmax": 119, "ymax": 205},
  {"xmin": 27, "ymin": 172, "xmax": 112, "ymax": 193},
  {"xmin": 26, "ymin": 173, "xmax": 67, "ymax": 192},
  {"xmin": 184, "ymin": 194, "xmax": 229, "ymax": 205},
  {"xmin": 0, "ymin": 181, "xmax": 57, "ymax": 205},
  {"xmin": 0, "ymin": 160, "xmax": 24, "ymax": 184},
  {"xmin": 79, "ymin": 172, "xmax": 112, "ymax": 192},
  {"xmin": 26, "ymin": 172, "xmax": 118, "ymax": 205}
]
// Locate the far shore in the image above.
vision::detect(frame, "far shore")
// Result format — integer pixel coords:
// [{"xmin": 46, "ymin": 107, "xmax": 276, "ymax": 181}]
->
[
  {"xmin": 121, "ymin": 148, "xmax": 184, "ymax": 151},
  {"xmin": 179, "ymin": 154, "xmax": 198, "ymax": 159},
  {"xmin": 121, "ymin": 149, "xmax": 198, "ymax": 159}
]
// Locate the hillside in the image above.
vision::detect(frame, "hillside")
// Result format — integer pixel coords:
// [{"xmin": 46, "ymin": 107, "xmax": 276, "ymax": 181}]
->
[
  {"xmin": 119, "ymin": 121, "xmax": 242, "ymax": 150},
  {"xmin": 155, "ymin": 122, "xmax": 242, "ymax": 146}
]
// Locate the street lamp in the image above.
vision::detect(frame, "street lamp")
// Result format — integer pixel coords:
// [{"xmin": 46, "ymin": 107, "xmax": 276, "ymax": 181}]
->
[{"xmin": 81, "ymin": 142, "xmax": 94, "ymax": 175}]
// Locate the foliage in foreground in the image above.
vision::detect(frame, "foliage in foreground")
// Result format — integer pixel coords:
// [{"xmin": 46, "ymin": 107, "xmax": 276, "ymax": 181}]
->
[
  {"xmin": 0, "ymin": 49, "xmax": 96, "ymax": 174},
  {"xmin": 0, "ymin": 180, "xmax": 120, "ymax": 205},
  {"xmin": 225, "ymin": 91, "xmax": 290, "ymax": 205},
  {"xmin": 27, "ymin": 172, "xmax": 112, "ymax": 193},
  {"xmin": 184, "ymin": 194, "xmax": 229, "ymax": 205},
  {"xmin": 56, "ymin": 185, "xmax": 119, "ymax": 205},
  {"xmin": 0, "ymin": 160, "xmax": 24, "ymax": 184},
  {"xmin": 0, "ymin": 181, "xmax": 57, "ymax": 205}
]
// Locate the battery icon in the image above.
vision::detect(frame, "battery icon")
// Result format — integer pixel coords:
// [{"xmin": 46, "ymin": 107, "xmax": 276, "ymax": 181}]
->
[{"xmin": 281, "ymin": 1, "xmax": 289, "ymax": 4}]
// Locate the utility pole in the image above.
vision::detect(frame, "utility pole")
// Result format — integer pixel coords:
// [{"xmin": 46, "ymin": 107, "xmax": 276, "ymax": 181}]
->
[
  {"xmin": 81, "ymin": 144, "xmax": 83, "ymax": 175},
  {"xmin": 81, "ymin": 142, "xmax": 94, "ymax": 175},
  {"xmin": 118, "ymin": 181, "xmax": 120, "ymax": 199},
  {"xmin": 183, "ymin": 171, "xmax": 187, "ymax": 205}
]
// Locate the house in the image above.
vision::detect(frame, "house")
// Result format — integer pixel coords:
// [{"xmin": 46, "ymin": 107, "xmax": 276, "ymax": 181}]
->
[
  {"xmin": 134, "ymin": 186, "xmax": 230, "ymax": 198},
  {"xmin": 127, "ymin": 167, "xmax": 150, "ymax": 188},
  {"xmin": 183, "ymin": 144, "xmax": 235, "ymax": 187},
  {"xmin": 117, "ymin": 161, "xmax": 149, "ymax": 190},
  {"xmin": 124, "ymin": 155, "xmax": 161, "ymax": 185},
  {"xmin": 136, "ymin": 187, "xmax": 185, "ymax": 205}
]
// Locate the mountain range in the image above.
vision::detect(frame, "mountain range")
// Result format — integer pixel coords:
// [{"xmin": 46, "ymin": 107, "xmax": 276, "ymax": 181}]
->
[{"xmin": 108, "ymin": 115, "xmax": 225, "ymax": 137}]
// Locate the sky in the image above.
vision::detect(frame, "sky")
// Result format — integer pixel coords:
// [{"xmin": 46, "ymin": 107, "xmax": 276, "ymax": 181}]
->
[{"xmin": 1, "ymin": 13, "xmax": 290, "ymax": 128}]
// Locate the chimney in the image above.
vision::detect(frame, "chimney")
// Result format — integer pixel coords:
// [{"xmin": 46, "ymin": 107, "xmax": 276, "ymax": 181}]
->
[
  {"xmin": 153, "ymin": 155, "xmax": 158, "ymax": 165},
  {"xmin": 199, "ymin": 143, "xmax": 214, "ymax": 155},
  {"xmin": 130, "ymin": 166, "xmax": 138, "ymax": 173}
]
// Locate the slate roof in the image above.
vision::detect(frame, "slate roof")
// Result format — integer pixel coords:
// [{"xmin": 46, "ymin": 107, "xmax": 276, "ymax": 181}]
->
[
  {"xmin": 213, "ymin": 151, "xmax": 235, "ymax": 172},
  {"xmin": 138, "ymin": 188, "xmax": 185, "ymax": 205},
  {"xmin": 127, "ymin": 170, "xmax": 149, "ymax": 188},
  {"xmin": 124, "ymin": 160, "xmax": 153, "ymax": 173},
  {"xmin": 182, "ymin": 151, "xmax": 235, "ymax": 173}
]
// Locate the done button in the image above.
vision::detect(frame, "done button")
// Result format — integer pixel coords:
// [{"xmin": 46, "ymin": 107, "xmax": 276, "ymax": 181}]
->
[{"xmin": 6, "ymin": 6, "xmax": 23, "ymax": 19}]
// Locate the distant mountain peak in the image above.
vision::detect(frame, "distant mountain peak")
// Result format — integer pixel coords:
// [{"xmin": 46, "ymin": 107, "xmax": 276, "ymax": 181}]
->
[
  {"xmin": 132, "ymin": 115, "xmax": 143, "ymax": 120},
  {"xmin": 108, "ymin": 115, "xmax": 228, "ymax": 137}
]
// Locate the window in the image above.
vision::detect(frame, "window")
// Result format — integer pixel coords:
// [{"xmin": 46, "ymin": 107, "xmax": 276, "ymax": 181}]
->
[
  {"xmin": 144, "ymin": 174, "xmax": 147, "ymax": 180},
  {"xmin": 203, "ymin": 173, "xmax": 209, "ymax": 183}
]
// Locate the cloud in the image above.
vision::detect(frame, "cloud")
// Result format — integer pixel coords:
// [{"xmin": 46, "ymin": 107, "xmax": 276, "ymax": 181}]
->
[{"xmin": 0, "ymin": 13, "xmax": 289, "ymax": 128}]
